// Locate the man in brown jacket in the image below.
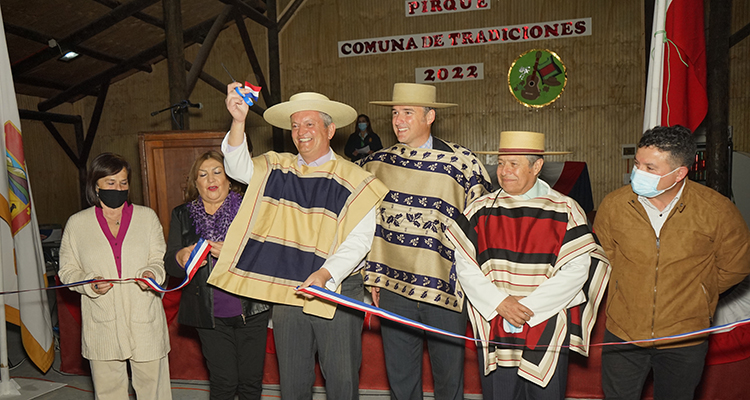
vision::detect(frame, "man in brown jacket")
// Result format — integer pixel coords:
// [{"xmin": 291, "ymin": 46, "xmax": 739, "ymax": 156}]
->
[{"xmin": 594, "ymin": 125, "xmax": 750, "ymax": 400}]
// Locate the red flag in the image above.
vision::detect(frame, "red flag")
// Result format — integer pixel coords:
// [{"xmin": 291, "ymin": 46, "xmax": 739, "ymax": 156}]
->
[{"xmin": 662, "ymin": 0, "xmax": 707, "ymax": 131}]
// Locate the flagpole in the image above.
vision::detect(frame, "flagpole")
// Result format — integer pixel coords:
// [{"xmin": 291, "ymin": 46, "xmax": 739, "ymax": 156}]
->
[
  {"xmin": 0, "ymin": 273, "xmax": 21, "ymax": 396},
  {"xmin": 0, "ymin": 7, "xmax": 58, "ymax": 396},
  {"xmin": 643, "ymin": 0, "xmax": 669, "ymax": 132}
]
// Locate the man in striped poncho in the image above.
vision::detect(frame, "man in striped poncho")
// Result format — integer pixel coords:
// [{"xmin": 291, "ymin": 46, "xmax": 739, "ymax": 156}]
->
[
  {"xmin": 447, "ymin": 131, "xmax": 610, "ymax": 400},
  {"xmin": 209, "ymin": 85, "xmax": 389, "ymax": 399}
]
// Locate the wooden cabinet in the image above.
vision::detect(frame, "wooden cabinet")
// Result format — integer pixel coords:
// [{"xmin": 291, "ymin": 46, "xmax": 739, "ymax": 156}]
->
[{"xmin": 138, "ymin": 131, "xmax": 225, "ymax": 238}]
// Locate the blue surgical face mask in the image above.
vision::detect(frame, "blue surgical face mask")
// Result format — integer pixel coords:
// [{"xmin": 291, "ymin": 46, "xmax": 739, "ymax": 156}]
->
[
  {"xmin": 357, "ymin": 122, "xmax": 368, "ymax": 131},
  {"xmin": 630, "ymin": 166, "xmax": 680, "ymax": 198}
]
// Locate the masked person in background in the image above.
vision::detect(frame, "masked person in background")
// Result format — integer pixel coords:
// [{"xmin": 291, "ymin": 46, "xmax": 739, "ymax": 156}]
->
[{"xmin": 345, "ymin": 114, "xmax": 383, "ymax": 162}]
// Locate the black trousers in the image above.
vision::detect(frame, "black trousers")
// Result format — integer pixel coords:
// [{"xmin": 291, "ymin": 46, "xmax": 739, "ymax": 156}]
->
[
  {"xmin": 477, "ymin": 333, "xmax": 569, "ymax": 400},
  {"xmin": 196, "ymin": 311, "xmax": 270, "ymax": 400},
  {"xmin": 601, "ymin": 329, "xmax": 709, "ymax": 400}
]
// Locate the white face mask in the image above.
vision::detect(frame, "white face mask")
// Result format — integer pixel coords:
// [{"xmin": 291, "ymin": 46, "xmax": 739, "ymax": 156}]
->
[{"xmin": 630, "ymin": 166, "xmax": 680, "ymax": 198}]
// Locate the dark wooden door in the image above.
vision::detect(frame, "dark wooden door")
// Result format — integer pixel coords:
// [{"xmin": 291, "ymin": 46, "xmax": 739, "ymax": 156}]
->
[{"xmin": 138, "ymin": 131, "xmax": 225, "ymax": 239}]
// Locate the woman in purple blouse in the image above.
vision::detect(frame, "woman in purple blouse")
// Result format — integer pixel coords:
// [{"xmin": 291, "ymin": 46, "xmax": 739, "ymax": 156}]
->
[{"xmin": 164, "ymin": 150, "xmax": 270, "ymax": 400}]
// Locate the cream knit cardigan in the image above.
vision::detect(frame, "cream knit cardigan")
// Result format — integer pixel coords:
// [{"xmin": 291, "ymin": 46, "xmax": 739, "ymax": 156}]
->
[{"xmin": 58, "ymin": 205, "xmax": 170, "ymax": 362}]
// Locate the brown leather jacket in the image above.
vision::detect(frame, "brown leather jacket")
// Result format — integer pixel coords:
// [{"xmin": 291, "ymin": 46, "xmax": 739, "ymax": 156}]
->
[{"xmin": 593, "ymin": 180, "xmax": 750, "ymax": 348}]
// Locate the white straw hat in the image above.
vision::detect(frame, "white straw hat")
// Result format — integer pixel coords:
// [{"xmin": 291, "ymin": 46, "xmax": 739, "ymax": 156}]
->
[
  {"xmin": 474, "ymin": 131, "xmax": 572, "ymax": 155},
  {"xmin": 370, "ymin": 83, "xmax": 457, "ymax": 108},
  {"xmin": 263, "ymin": 92, "xmax": 357, "ymax": 130}
]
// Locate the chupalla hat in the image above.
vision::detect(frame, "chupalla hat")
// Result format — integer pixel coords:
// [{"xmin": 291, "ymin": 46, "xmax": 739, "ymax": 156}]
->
[
  {"xmin": 370, "ymin": 83, "xmax": 457, "ymax": 108},
  {"xmin": 474, "ymin": 131, "xmax": 572, "ymax": 155},
  {"xmin": 263, "ymin": 92, "xmax": 357, "ymax": 130}
]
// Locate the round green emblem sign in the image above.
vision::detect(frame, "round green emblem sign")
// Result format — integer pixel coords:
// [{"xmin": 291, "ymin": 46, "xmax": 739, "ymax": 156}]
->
[{"xmin": 508, "ymin": 49, "xmax": 567, "ymax": 108}]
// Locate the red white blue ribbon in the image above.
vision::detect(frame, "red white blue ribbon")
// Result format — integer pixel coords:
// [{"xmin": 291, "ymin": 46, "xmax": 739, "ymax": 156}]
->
[
  {"xmin": 297, "ymin": 285, "xmax": 750, "ymax": 348},
  {"xmin": 11, "ymin": 239, "xmax": 212, "ymax": 295},
  {"xmin": 138, "ymin": 238, "xmax": 211, "ymax": 292}
]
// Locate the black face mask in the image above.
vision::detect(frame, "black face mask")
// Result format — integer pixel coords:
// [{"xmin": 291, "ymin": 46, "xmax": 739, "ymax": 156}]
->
[{"xmin": 98, "ymin": 189, "xmax": 128, "ymax": 209}]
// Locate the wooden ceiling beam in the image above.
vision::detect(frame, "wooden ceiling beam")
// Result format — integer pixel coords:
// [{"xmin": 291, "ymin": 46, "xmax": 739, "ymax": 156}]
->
[
  {"xmin": 92, "ymin": 0, "xmax": 165, "ymax": 28},
  {"xmin": 14, "ymin": 76, "xmax": 75, "ymax": 92},
  {"xmin": 220, "ymin": 0, "xmax": 273, "ymax": 28},
  {"xmin": 241, "ymin": 0, "xmax": 267, "ymax": 13},
  {"xmin": 730, "ymin": 21, "xmax": 750, "ymax": 47},
  {"xmin": 18, "ymin": 109, "xmax": 82, "ymax": 125},
  {"xmin": 185, "ymin": 4, "xmax": 234, "ymax": 96},
  {"xmin": 38, "ymin": 17, "xmax": 217, "ymax": 111},
  {"xmin": 11, "ymin": 0, "xmax": 160, "ymax": 76},
  {"xmin": 232, "ymin": 14, "xmax": 270, "ymax": 105},
  {"xmin": 185, "ymin": 60, "xmax": 266, "ymax": 117},
  {"xmin": 4, "ymin": 23, "xmax": 152, "ymax": 73},
  {"xmin": 278, "ymin": 0, "xmax": 306, "ymax": 31},
  {"xmin": 80, "ymin": 81, "xmax": 110, "ymax": 163}
]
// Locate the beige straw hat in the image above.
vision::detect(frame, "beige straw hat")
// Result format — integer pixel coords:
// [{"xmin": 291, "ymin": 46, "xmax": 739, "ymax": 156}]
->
[
  {"xmin": 263, "ymin": 92, "xmax": 357, "ymax": 130},
  {"xmin": 474, "ymin": 131, "xmax": 572, "ymax": 155},
  {"xmin": 370, "ymin": 83, "xmax": 457, "ymax": 108}
]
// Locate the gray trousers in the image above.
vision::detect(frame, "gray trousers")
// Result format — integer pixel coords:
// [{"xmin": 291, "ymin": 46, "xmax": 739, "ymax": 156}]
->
[
  {"xmin": 379, "ymin": 288, "xmax": 467, "ymax": 400},
  {"xmin": 273, "ymin": 274, "xmax": 365, "ymax": 400}
]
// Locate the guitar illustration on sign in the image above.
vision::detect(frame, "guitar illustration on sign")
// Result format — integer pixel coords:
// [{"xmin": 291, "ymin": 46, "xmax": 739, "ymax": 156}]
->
[{"xmin": 508, "ymin": 49, "xmax": 567, "ymax": 108}]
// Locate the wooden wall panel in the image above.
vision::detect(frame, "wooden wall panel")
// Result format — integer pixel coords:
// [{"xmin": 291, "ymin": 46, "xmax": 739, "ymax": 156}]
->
[
  {"xmin": 278, "ymin": 0, "xmax": 645, "ymax": 206},
  {"xmin": 17, "ymin": 0, "xmax": 750, "ymax": 228},
  {"xmin": 16, "ymin": 95, "xmax": 81, "ymax": 226},
  {"xmin": 730, "ymin": 1, "xmax": 749, "ymax": 154}
]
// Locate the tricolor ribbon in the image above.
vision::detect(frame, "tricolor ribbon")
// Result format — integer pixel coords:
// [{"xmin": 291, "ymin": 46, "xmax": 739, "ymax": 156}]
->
[
  {"xmin": 138, "ymin": 238, "xmax": 211, "ymax": 292},
  {"xmin": 297, "ymin": 285, "xmax": 750, "ymax": 349},
  {"xmin": 6, "ymin": 239, "xmax": 213, "ymax": 296}
]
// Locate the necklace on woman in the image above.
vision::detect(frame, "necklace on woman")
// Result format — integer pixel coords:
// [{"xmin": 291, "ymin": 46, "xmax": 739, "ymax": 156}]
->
[{"xmin": 104, "ymin": 213, "xmax": 120, "ymax": 225}]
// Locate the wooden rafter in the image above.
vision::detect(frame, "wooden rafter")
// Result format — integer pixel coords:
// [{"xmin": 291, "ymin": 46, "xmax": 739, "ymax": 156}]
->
[
  {"xmin": 93, "ymin": 0, "xmax": 166, "ymax": 28},
  {"xmin": 3, "ymin": 23, "xmax": 152, "ymax": 73},
  {"xmin": 80, "ymin": 82, "xmax": 111, "ymax": 163},
  {"xmin": 184, "ymin": 61, "xmax": 266, "ymax": 117},
  {"xmin": 38, "ymin": 17, "xmax": 218, "ymax": 111},
  {"xmin": 232, "ymin": 14, "xmax": 271, "ymax": 105},
  {"xmin": 221, "ymin": 0, "xmax": 273, "ymax": 28},
  {"xmin": 730, "ymin": 21, "xmax": 750, "ymax": 47},
  {"xmin": 185, "ymin": 5, "xmax": 235, "ymax": 96},
  {"xmin": 266, "ymin": 0, "xmax": 284, "ymax": 152},
  {"xmin": 278, "ymin": 0, "xmax": 306, "ymax": 31},
  {"xmin": 11, "ymin": 0, "xmax": 161, "ymax": 76}
]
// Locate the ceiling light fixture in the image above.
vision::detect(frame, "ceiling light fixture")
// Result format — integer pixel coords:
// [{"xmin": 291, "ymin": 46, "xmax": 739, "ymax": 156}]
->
[
  {"xmin": 49, "ymin": 39, "xmax": 80, "ymax": 62},
  {"xmin": 58, "ymin": 51, "xmax": 80, "ymax": 62}
]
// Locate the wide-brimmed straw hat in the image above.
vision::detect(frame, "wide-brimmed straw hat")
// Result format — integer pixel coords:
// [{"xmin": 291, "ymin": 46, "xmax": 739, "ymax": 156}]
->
[
  {"xmin": 370, "ymin": 83, "xmax": 457, "ymax": 108},
  {"xmin": 263, "ymin": 92, "xmax": 357, "ymax": 130},
  {"xmin": 474, "ymin": 131, "xmax": 572, "ymax": 155}
]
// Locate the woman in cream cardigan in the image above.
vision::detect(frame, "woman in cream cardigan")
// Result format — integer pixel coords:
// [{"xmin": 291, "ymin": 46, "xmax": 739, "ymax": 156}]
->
[{"xmin": 59, "ymin": 153, "xmax": 171, "ymax": 400}]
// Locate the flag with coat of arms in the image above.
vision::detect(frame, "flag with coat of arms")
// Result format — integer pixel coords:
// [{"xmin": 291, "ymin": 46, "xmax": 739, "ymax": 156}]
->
[{"xmin": 0, "ymin": 6, "xmax": 55, "ymax": 372}]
